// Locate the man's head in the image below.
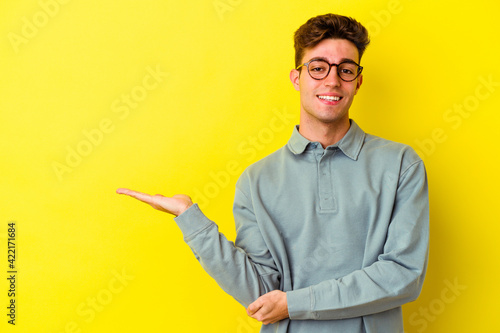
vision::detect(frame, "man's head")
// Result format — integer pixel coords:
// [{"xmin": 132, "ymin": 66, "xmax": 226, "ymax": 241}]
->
[
  {"xmin": 294, "ymin": 14, "xmax": 370, "ymax": 68},
  {"xmin": 290, "ymin": 14, "xmax": 370, "ymax": 136},
  {"xmin": 290, "ymin": 14, "xmax": 369, "ymax": 137}
]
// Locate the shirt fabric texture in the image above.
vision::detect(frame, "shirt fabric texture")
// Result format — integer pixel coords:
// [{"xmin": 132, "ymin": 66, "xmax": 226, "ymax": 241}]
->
[{"xmin": 174, "ymin": 120, "xmax": 429, "ymax": 333}]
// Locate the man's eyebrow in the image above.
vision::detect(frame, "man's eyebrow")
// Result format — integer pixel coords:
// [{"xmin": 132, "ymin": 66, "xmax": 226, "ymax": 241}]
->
[
  {"xmin": 307, "ymin": 57, "xmax": 359, "ymax": 64},
  {"xmin": 339, "ymin": 58, "xmax": 359, "ymax": 64},
  {"xmin": 306, "ymin": 56, "xmax": 329, "ymax": 63}
]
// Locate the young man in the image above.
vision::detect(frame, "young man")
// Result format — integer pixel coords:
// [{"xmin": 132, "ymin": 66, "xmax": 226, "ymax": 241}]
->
[{"xmin": 117, "ymin": 14, "xmax": 429, "ymax": 332}]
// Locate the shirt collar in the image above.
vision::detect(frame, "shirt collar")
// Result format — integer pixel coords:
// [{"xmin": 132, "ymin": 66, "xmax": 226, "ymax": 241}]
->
[{"xmin": 286, "ymin": 119, "xmax": 366, "ymax": 161}]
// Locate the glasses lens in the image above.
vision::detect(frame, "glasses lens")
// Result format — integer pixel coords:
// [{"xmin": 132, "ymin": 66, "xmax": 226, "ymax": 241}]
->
[
  {"xmin": 307, "ymin": 60, "xmax": 330, "ymax": 79},
  {"xmin": 338, "ymin": 62, "xmax": 360, "ymax": 81}
]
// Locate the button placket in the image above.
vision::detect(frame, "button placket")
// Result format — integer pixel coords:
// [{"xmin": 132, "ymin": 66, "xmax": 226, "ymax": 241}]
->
[{"xmin": 317, "ymin": 149, "xmax": 336, "ymax": 212}]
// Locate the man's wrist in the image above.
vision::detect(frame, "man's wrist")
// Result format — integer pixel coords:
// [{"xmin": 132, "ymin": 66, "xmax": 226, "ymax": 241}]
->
[
  {"xmin": 287, "ymin": 287, "xmax": 313, "ymax": 320},
  {"xmin": 173, "ymin": 204, "xmax": 214, "ymax": 238},
  {"xmin": 175, "ymin": 202, "xmax": 193, "ymax": 217}
]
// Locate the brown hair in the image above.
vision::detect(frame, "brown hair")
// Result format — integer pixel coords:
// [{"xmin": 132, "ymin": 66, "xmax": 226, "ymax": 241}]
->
[{"xmin": 294, "ymin": 14, "xmax": 370, "ymax": 67}]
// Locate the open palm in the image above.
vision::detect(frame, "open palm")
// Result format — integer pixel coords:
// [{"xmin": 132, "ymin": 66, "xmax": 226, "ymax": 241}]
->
[{"xmin": 116, "ymin": 188, "xmax": 193, "ymax": 217}]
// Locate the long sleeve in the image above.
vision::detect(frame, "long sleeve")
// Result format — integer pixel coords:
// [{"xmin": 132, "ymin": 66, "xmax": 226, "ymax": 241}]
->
[
  {"xmin": 173, "ymin": 186, "xmax": 281, "ymax": 307},
  {"xmin": 286, "ymin": 159, "xmax": 429, "ymax": 320},
  {"xmin": 172, "ymin": 121, "xmax": 429, "ymax": 332}
]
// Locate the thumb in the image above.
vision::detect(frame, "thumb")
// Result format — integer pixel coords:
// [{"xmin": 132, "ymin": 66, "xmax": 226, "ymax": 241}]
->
[{"xmin": 247, "ymin": 300, "xmax": 262, "ymax": 316}]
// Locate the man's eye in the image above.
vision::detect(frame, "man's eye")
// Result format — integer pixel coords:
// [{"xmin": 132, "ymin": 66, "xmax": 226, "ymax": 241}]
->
[
  {"xmin": 311, "ymin": 67, "xmax": 326, "ymax": 72},
  {"xmin": 340, "ymin": 68, "xmax": 354, "ymax": 74}
]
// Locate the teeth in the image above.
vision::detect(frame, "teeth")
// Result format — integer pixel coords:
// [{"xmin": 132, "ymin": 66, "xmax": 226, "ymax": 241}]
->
[{"xmin": 318, "ymin": 95, "xmax": 340, "ymax": 101}]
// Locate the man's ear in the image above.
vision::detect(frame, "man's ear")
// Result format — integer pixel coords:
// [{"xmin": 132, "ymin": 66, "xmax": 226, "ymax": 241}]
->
[
  {"xmin": 354, "ymin": 74, "xmax": 363, "ymax": 95},
  {"xmin": 290, "ymin": 69, "xmax": 301, "ymax": 91}
]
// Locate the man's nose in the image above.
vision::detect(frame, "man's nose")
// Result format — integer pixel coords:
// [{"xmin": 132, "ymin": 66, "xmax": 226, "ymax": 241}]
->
[{"xmin": 324, "ymin": 66, "xmax": 341, "ymax": 86}]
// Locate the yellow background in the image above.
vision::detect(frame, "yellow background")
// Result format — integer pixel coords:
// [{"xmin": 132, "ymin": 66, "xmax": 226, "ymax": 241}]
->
[{"xmin": 1, "ymin": 0, "xmax": 499, "ymax": 332}]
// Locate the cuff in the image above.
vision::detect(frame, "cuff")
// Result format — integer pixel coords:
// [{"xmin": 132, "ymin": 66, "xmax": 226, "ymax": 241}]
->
[
  {"xmin": 173, "ymin": 203, "xmax": 214, "ymax": 239},
  {"xmin": 286, "ymin": 286, "xmax": 314, "ymax": 320}
]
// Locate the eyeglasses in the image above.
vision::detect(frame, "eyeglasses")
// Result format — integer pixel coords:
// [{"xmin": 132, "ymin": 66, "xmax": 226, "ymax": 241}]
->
[{"xmin": 297, "ymin": 59, "xmax": 363, "ymax": 82}]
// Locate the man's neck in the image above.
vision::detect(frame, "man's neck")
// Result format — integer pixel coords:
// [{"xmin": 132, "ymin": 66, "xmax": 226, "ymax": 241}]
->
[{"xmin": 298, "ymin": 117, "xmax": 351, "ymax": 148}]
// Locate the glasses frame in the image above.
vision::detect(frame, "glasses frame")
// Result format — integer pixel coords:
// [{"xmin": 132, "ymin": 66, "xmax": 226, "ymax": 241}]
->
[{"xmin": 297, "ymin": 58, "xmax": 363, "ymax": 82}]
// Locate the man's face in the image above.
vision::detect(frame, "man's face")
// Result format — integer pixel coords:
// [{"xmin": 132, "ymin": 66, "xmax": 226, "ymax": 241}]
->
[{"xmin": 290, "ymin": 38, "xmax": 363, "ymax": 126}]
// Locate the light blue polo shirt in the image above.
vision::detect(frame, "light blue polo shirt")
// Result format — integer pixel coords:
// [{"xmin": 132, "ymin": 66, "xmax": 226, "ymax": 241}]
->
[{"xmin": 175, "ymin": 119, "xmax": 429, "ymax": 332}]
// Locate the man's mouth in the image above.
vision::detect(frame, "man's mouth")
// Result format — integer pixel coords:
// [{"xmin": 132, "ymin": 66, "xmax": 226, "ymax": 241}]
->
[{"xmin": 317, "ymin": 95, "xmax": 342, "ymax": 102}]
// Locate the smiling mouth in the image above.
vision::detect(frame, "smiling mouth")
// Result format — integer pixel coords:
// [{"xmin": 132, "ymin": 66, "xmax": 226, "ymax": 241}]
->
[{"xmin": 317, "ymin": 95, "xmax": 342, "ymax": 102}]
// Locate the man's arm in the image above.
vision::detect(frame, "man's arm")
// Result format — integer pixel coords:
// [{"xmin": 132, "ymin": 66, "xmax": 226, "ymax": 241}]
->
[
  {"xmin": 116, "ymin": 186, "xmax": 281, "ymax": 308},
  {"xmin": 248, "ymin": 159, "xmax": 429, "ymax": 322}
]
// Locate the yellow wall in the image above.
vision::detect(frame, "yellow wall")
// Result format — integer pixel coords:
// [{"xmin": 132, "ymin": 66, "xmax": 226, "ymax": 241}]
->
[{"xmin": 1, "ymin": 0, "xmax": 499, "ymax": 332}]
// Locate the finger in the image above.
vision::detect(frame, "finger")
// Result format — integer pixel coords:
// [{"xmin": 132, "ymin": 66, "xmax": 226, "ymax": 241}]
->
[
  {"xmin": 249, "ymin": 307, "xmax": 270, "ymax": 324},
  {"xmin": 247, "ymin": 301, "xmax": 263, "ymax": 316},
  {"xmin": 116, "ymin": 188, "xmax": 155, "ymax": 205},
  {"xmin": 116, "ymin": 188, "xmax": 135, "ymax": 195}
]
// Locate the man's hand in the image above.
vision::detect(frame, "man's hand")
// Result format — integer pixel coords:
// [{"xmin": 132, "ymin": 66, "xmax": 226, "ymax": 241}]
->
[
  {"xmin": 247, "ymin": 290, "xmax": 289, "ymax": 325},
  {"xmin": 116, "ymin": 188, "xmax": 193, "ymax": 217}
]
